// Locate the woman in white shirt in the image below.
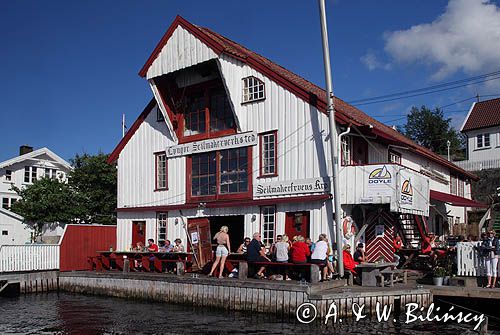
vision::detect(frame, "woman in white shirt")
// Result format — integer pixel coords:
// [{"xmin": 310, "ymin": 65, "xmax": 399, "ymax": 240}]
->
[{"xmin": 311, "ymin": 234, "xmax": 329, "ymax": 281}]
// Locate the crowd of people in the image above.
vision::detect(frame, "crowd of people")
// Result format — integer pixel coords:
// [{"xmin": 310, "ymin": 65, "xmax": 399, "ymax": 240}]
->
[{"xmin": 130, "ymin": 238, "xmax": 185, "ymax": 272}]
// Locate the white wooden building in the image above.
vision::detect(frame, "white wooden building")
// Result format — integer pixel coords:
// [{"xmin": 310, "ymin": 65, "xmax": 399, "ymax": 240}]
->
[
  {"xmin": 455, "ymin": 98, "xmax": 500, "ymax": 171},
  {"xmin": 0, "ymin": 146, "xmax": 72, "ymax": 245},
  {"xmin": 108, "ymin": 16, "xmax": 485, "ymax": 264}
]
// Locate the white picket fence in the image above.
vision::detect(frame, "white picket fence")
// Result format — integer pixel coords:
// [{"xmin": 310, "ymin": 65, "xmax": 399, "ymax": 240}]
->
[
  {"xmin": 456, "ymin": 242, "xmax": 487, "ymax": 276},
  {"xmin": 0, "ymin": 244, "xmax": 60, "ymax": 273}
]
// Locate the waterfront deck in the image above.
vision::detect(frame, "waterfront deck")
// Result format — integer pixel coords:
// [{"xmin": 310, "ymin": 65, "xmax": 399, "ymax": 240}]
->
[
  {"xmin": 427, "ymin": 285, "xmax": 500, "ymax": 300},
  {"xmin": 58, "ymin": 271, "xmax": 432, "ymax": 318}
]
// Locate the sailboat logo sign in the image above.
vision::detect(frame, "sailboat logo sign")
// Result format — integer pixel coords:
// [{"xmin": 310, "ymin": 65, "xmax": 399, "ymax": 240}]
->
[
  {"xmin": 368, "ymin": 165, "xmax": 392, "ymax": 184},
  {"xmin": 400, "ymin": 178, "xmax": 413, "ymax": 205}
]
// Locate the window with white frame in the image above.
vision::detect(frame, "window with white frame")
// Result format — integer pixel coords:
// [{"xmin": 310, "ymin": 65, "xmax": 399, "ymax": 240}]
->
[
  {"xmin": 5, "ymin": 170, "xmax": 12, "ymax": 181},
  {"xmin": 242, "ymin": 76, "xmax": 265, "ymax": 103},
  {"xmin": 261, "ymin": 206, "xmax": 276, "ymax": 247},
  {"xmin": 2, "ymin": 198, "xmax": 9, "ymax": 209},
  {"xmin": 260, "ymin": 131, "xmax": 277, "ymax": 176},
  {"xmin": 388, "ymin": 150, "xmax": 401, "ymax": 164},
  {"xmin": 155, "ymin": 153, "xmax": 167, "ymax": 190},
  {"xmin": 24, "ymin": 166, "xmax": 37, "ymax": 183},
  {"xmin": 157, "ymin": 212, "xmax": 167, "ymax": 243},
  {"xmin": 44, "ymin": 168, "xmax": 58, "ymax": 179},
  {"xmin": 2, "ymin": 230, "xmax": 7, "ymax": 236},
  {"xmin": 341, "ymin": 136, "xmax": 351, "ymax": 166},
  {"xmin": 476, "ymin": 133, "xmax": 490, "ymax": 149}
]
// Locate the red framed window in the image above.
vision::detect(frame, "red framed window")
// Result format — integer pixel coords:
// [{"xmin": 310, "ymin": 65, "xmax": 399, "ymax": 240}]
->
[
  {"xmin": 177, "ymin": 81, "xmax": 236, "ymax": 143},
  {"xmin": 155, "ymin": 152, "xmax": 168, "ymax": 191},
  {"xmin": 187, "ymin": 147, "xmax": 252, "ymax": 202},
  {"xmin": 259, "ymin": 131, "xmax": 277, "ymax": 177}
]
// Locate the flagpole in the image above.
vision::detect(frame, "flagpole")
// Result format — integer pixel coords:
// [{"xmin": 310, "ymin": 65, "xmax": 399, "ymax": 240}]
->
[
  {"xmin": 122, "ymin": 114, "xmax": 126, "ymax": 138},
  {"xmin": 318, "ymin": 0, "xmax": 344, "ymax": 277}
]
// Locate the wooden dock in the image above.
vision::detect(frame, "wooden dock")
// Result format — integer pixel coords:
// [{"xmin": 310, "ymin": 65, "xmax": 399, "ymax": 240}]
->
[
  {"xmin": 427, "ymin": 285, "xmax": 500, "ymax": 300},
  {"xmin": 0, "ymin": 271, "xmax": 58, "ymax": 295},
  {"xmin": 59, "ymin": 271, "xmax": 432, "ymax": 318}
]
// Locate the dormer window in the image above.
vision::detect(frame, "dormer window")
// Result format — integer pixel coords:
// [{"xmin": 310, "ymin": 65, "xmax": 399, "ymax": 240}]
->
[
  {"xmin": 5, "ymin": 170, "xmax": 12, "ymax": 181},
  {"xmin": 242, "ymin": 76, "xmax": 265, "ymax": 103}
]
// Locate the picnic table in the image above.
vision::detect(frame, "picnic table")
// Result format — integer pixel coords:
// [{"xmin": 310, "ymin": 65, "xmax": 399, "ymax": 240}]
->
[{"xmin": 356, "ymin": 262, "xmax": 398, "ymax": 287}]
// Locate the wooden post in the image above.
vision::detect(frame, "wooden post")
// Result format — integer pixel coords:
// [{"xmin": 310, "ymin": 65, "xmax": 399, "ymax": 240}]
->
[
  {"xmin": 123, "ymin": 259, "xmax": 130, "ymax": 273},
  {"xmin": 238, "ymin": 262, "xmax": 248, "ymax": 280},
  {"xmin": 310, "ymin": 264, "xmax": 320, "ymax": 284},
  {"xmin": 176, "ymin": 261, "xmax": 185, "ymax": 275}
]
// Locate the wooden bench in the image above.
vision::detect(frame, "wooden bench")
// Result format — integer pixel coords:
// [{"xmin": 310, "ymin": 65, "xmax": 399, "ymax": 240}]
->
[
  {"xmin": 141, "ymin": 255, "xmax": 186, "ymax": 275},
  {"xmin": 377, "ymin": 268, "xmax": 408, "ymax": 287},
  {"xmin": 242, "ymin": 261, "xmax": 321, "ymax": 283}
]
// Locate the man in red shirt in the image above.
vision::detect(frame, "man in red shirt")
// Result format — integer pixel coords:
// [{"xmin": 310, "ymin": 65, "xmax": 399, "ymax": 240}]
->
[
  {"xmin": 290, "ymin": 236, "xmax": 311, "ymax": 264},
  {"xmin": 147, "ymin": 239, "xmax": 159, "ymax": 252}
]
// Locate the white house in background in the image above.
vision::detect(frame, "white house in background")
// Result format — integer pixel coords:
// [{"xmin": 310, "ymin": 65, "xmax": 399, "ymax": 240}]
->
[
  {"xmin": 108, "ymin": 16, "xmax": 486, "ymax": 267},
  {"xmin": 457, "ymin": 98, "xmax": 500, "ymax": 171},
  {"xmin": 0, "ymin": 146, "xmax": 72, "ymax": 245}
]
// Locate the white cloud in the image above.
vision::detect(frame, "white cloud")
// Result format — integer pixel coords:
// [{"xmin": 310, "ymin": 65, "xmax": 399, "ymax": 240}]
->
[
  {"xmin": 360, "ymin": 50, "xmax": 391, "ymax": 71},
  {"xmin": 383, "ymin": 0, "xmax": 500, "ymax": 80}
]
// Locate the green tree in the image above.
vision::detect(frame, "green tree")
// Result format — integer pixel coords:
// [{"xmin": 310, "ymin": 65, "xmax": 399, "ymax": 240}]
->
[
  {"xmin": 398, "ymin": 106, "xmax": 464, "ymax": 158},
  {"xmin": 11, "ymin": 178, "xmax": 85, "ymax": 239},
  {"xmin": 69, "ymin": 152, "xmax": 117, "ymax": 225}
]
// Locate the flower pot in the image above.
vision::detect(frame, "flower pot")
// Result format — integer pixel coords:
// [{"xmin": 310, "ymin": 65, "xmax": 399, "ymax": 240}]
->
[
  {"xmin": 433, "ymin": 277, "xmax": 443, "ymax": 286},
  {"xmin": 443, "ymin": 276, "xmax": 450, "ymax": 286}
]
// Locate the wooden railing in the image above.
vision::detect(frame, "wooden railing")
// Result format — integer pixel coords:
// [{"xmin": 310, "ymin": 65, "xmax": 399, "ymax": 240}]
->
[
  {"xmin": 0, "ymin": 244, "xmax": 60, "ymax": 273},
  {"xmin": 456, "ymin": 242, "xmax": 486, "ymax": 277}
]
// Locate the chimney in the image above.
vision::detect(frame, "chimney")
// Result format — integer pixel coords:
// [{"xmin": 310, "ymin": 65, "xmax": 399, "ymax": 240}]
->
[{"xmin": 19, "ymin": 145, "xmax": 33, "ymax": 156}]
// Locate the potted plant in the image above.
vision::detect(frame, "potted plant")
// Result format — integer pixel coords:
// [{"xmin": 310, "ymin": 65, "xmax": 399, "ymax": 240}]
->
[{"xmin": 433, "ymin": 267, "xmax": 446, "ymax": 286}]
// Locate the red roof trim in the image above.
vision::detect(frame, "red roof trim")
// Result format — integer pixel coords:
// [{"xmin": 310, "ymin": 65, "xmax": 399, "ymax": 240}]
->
[
  {"xmin": 430, "ymin": 190, "xmax": 488, "ymax": 208},
  {"xmin": 107, "ymin": 99, "xmax": 157, "ymax": 163},
  {"xmin": 116, "ymin": 194, "xmax": 330, "ymax": 212}
]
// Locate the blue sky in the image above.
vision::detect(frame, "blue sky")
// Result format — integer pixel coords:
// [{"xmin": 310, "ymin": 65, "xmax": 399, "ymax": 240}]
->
[{"xmin": 1, "ymin": 0, "xmax": 500, "ymax": 162}]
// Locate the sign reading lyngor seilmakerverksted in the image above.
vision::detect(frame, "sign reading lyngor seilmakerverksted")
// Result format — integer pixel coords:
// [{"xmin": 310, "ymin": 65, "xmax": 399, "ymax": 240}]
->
[
  {"xmin": 166, "ymin": 131, "xmax": 258, "ymax": 158},
  {"xmin": 254, "ymin": 178, "xmax": 331, "ymax": 198}
]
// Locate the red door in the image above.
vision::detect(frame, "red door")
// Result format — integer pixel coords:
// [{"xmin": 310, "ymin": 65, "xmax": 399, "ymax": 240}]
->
[
  {"xmin": 187, "ymin": 218, "xmax": 212, "ymax": 271},
  {"xmin": 352, "ymin": 136, "xmax": 368, "ymax": 165},
  {"xmin": 131, "ymin": 221, "xmax": 146, "ymax": 247},
  {"xmin": 285, "ymin": 212, "xmax": 310, "ymax": 238}
]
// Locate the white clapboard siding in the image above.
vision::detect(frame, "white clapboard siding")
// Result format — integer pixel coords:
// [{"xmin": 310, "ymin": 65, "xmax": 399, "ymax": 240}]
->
[
  {"xmin": 456, "ymin": 242, "xmax": 486, "ymax": 277},
  {"xmin": 147, "ymin": 25, "xmax": 218, "ymax": 80},
  {"xmin": 0, "ymin": 244, "xmax": 59, "ymax": 273}
]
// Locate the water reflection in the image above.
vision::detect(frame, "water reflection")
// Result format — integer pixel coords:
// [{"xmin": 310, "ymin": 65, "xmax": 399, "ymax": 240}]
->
[{"xmin": 0, "ymin": 293, "xmax": 490, "ymax": 335}]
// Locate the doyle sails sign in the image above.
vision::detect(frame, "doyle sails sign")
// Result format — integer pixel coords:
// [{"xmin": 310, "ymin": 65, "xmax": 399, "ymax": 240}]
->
[
  {"xmin": 166, "ymin": 131, "xmax": 257, "ymax": 158},
  {"xmin": 254, "ymin": 177, "xmax": 331, "ymax": 198},
  {"xmin": 366, "ymin": 165, "xmax": 395, "ymax": 197}
]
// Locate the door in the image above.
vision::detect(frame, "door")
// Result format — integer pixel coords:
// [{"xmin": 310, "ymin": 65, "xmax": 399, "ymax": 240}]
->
[
  {"xmin": 131, "ymin": 221, "xmax": 146, "ymax": 247},
  {"xmin": 352, "ymin": 136, "xmax": 368, "ymax": 165},
  {"xmin": 187, "ymin": 218, "xmax": 212, "ymax": 270},
  {"xmin": 285, "ymin": 212, "xmax": 310, "ymax": 238}
]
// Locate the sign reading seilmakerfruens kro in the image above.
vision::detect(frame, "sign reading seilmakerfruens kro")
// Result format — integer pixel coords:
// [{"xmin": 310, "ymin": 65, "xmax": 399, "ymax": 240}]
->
[
  {"xmin": 254, "ymin": 177, "xmax": 331, "ymax": 198},
  {"xmin": 166, "ymin": 131, "xmax": 258, "ymax": 158}
]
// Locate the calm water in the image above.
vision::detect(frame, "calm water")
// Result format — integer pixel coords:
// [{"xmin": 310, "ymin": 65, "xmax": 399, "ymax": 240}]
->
[{"xmin": 0, "ymin": 293, "xmax": 496, "ymax": 335}]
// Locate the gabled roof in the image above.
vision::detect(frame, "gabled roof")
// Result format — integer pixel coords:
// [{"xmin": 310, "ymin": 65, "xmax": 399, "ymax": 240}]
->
[
  {"xmin": 126, "ymin": 16, "xmax": 477, "ymax": 180},
  {"xmin": 461, "ymin": 98, "xmax": 500, "ymax": 132},
  {"xmin": 0, "ymin": 147, "xmax": 72, "ymax": 170},
  {"xmin": 0, "ymin": 207, "xmax": 24, "ymax": 221}
]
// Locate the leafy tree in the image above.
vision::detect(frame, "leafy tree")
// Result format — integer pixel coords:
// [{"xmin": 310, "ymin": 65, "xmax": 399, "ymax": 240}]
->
[
  {"xmin": 69, "ymin": 152, "xmax": 117, "ymax": 225},
  {"xmin": 11, "ymin": 178, "xmax": 85, "ymax": 239},
  {"xmin": 398, "ymin": 106, "xmax": 465, "ymax": 158}
]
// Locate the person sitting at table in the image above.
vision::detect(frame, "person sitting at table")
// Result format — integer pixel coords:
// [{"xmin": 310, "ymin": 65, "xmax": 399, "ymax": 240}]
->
[
  {"xmin": 237, "ymin": 237, "xmax": 251, "ymax": 254},
  {"xmin": 134, "ymin": 241, "xmax": 145, "ymax": 251},
  {"xmin": 247, "ymin": 232, "xmax": 271, "ymax": 279},
  {"xmin": 305, "ymin": 237, "xmax": 316, "ymax": 255},
  {"xmin": 311, "ymin": 234, "xmax": 329, "ymax": 281},
  {"xmin": 133, "ymin": 242, "xmax": 145, "ymax": 271},
  {"xmin": 353, "ymin": 243, "xmax": 365, "ymax": 263},
  {"xmin": 342, "ymin": 244, "xmax": 359, "ymax": 277},
  {"xmin": 275, "ymin": 235, "xmax": 290, "ymax": 263},
  {"xmin": 270, "ymin": 235, "xmax": 283, "ymax": 260},
  {"xmin": 208, "ymin": 226, "xmax": 231, "ymax": 278},
  {"xmin": 290, "ymin": 235, "xmax": 310, "ymax": 264},
  {"xmin": 173, "ymin": 238, "xmax": 184, "ymax": 252},
  {"xmin": 160, "ymin": 240, "xmax": 173, "ymax": 253},
  {"xmin": 147, "ymin": 239, "xmax": 159, "ymax": 252}
]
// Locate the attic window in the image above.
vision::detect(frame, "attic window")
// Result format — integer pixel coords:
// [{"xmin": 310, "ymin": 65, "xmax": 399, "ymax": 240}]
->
[{"xmin": 242, "ymin": 76, "xmax": 265, "ymax": 103}]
